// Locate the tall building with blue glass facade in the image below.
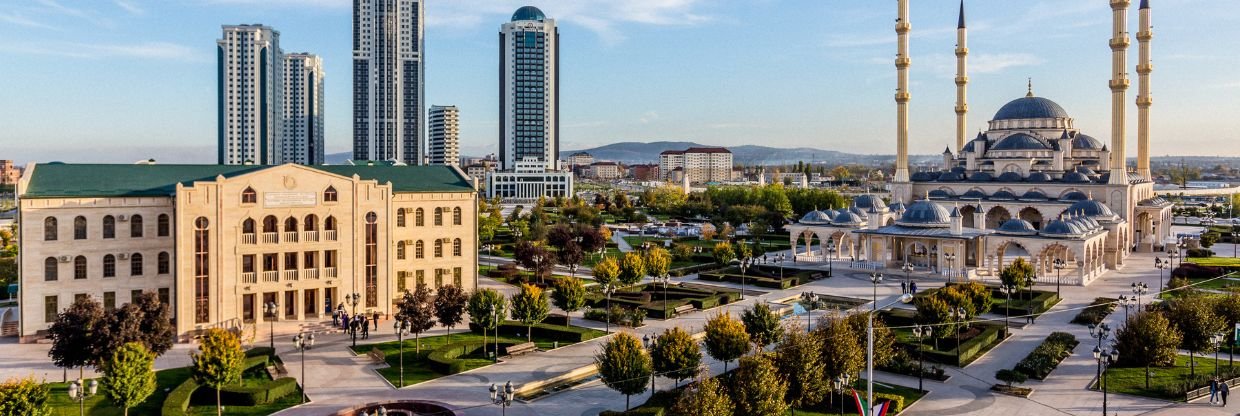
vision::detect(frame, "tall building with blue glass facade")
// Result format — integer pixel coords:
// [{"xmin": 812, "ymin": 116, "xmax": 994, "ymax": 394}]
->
[
  {"xmin": 217, "ymin": 25, "xmax": 283, "ymax": 165},
  {"xmin": 352, "ymin": 0, "xmax": 425, "ymax": 165},
  {"xmin": 499, "ymin": 6, "xmax": 559, "ymax": 171}
]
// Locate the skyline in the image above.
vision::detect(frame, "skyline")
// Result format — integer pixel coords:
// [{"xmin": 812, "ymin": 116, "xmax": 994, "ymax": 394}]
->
[{"xmin": 2, "ymin": 0, "xmax": 1238, "ymax": 164}]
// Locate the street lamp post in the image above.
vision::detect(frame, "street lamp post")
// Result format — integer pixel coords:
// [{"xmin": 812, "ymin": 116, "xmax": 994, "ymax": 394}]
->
[
  {"xmin": 912, "ymin": 324, "xmax": 932, "ymax": 392},
  {"xmin": 642, "ymin": 334, "xmax": 656, "ymax": 397},
  {"xmin": 1213, "ymin": 332, "xmax": 1226, "ymax": 377},
  {"xmin": 602, "ymin": 284, "xmax": 617, "ymax": 333},
  {"xmin": 1088, "ymin": 323, "xmax": 1114, "ymax": 413},
  {"xmin": 944, "ymin": 252, "xmax": 957, "ymax": 282},
  {"xmin": 1093, "ymin": 346, "xmax": 1119, "ymax": 416},
  {"xmin": 264, "ymin": 301, "xmax": 279, "ymax": 350},
  {"xmin": 346, "ymin": 293, "xmax": 361, "ymax": 347},
  {"xmin": 954, "ymin": 307, "xmax": 966, "ymax": 367},
  {"xmin": 67, "ymin": 378, "xmax": 98, "ymax": 416},
  {"xmin": 489, "ymin": 381, "xmax": 515, "ymax": 416},
  {"xmin": 292, "ymin": 332, "xmax": 315, "ymax": 403},
  {"xmin": 1155, "ymin": 257, "xmax": 1166, "ymax": 295},
  {"xmin": 800, "ymin": 292, "xmax": 820, "ymax": 332},
  {"xmin": 1053, "ymin": 258, "xmax": 1066, "ymax": 298},
  {"xmin": 777, "ymin": 253, "xmax": 786, "ymax": 279},
  {"xmin": 1132, "ymin": 281, "xmax": 1149, "ymax": 310},
  {"xmin": 870, "ymin": 272, "xmax": 883, "ymax": 312},
  {"xmin": 731, "ymin": 257, "xmax": 752, "ymax": 301},
  {"xmin": 393, "ymin": 319, "xmax": 409, "ymax": 387},
  {"xmin": 1118, "ymin": 295, "xmax": 1132, "ymax": 322},
  {"xmin": 656, "ymin": 274, "xmax": 671, "ymax": 319},
  {"xmin": 901, "ymin": 262, "xmax": 914, "ymax": 294},
  {"xmin": 832, "ymin": 374, "xmax": 851, "ymax": 416},
  {"xmin": 826, "ymin": 241, "xmax": 837, "ymax": 278},
  {"xmin": 865, "ymin": 293, "xmax": 914, "ymax": 412}
]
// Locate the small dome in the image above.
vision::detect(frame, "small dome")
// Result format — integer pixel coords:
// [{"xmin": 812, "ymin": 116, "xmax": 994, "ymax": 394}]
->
[
  {"xmin": 1067, "ymin": 199, "xmax": 1116, "ymax": 219},
  {"xmin": 1027, "ymin": 172, "xmax": 1053, "ymax": 183},
  {"xmin": 911, "ymin": 171, "xmax": 936, "ymax": 182},
  {"xmin": 897, "ymin": 200, "xmax": 952, "ymax": 227},
  {"xmin": 928, "ymin": 189, "xmax": 953, "ymax": 199},
  {"xmin": 1060, "ymin": 191, "xmax": 1088, "ymax": 201},
  {"xmin": 997, "ymin": 219, "xmax": 1038, "ymax": 236},
  {"xmin": 993, "ymin": 96, "xmax": 1070, "ymax": 121},
  {"xmin": 937, "ymin": 171, "xmax": 965, "ymax": 182},
  {"xmin": 1041, "ymin": 218, "xmax": 1084, "ymax": 238},
  {"xmin": 799, "ymin": 210, "xmax": 833, "ymax": 225},
  {"xmin": 997, "ymin": 172, "xmax": 1024, "ymax": 182},
  {"xmin": 512, "ymin": 6, "xmax": 546, "ymax": 21},
  {"xmin": 961, "ymin": 189, "xmax": 987, "ymax": 200},
  {"xmin": 832, "ymin": 211, "xmax": 866, "ymax": 226},
  {"xmin": 1020, "ymin": 190, "xmax": 1049, "ymax": 201},
  {"xmin": 951, "ymin": 166, "xmax": 967, "ymax": 174},
  {"xmin": 991, "ymin": 190, "xmax": 1017, "ymax": 201},
  {"xmin": 1076, "ymin": 166, "xmax": 1098, "ymax": 176},
  {"xmin": 968, "ymin": 172, "xmax": 993, "ymax": 182},
  {"xmin": 992, "ymin": 133, "xmax": 1052, "ymax": 151},
  {"xmin": 1062, "ymin": 172, "xmax": 1091, "ymax": 183},
  {"xmin": 1072, "ymin": 133, "xmax": 1104, "ymax": 150},
  {"xmin": 853, "ymin": 195, "xmax": 888, "ymax": 212}
]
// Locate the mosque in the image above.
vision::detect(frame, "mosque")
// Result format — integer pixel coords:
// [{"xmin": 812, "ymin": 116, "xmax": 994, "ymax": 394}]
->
[{"xmin": 787, "ymin": 0, "xmax": 1173, "ymax": 286}]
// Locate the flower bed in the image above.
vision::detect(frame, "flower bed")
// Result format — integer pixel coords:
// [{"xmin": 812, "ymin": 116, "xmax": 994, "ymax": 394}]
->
[
  {"xmin": 1013, "ymin": 332, "xmax": 1079, "ymax": 380},
  {"xmin": 1070, "ymin": 297, "xmax": 1117, "ymax": 325}
]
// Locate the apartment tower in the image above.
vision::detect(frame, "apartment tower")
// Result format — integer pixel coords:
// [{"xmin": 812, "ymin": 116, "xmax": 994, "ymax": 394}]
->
[
  {"xmin": 353, "ymin": 0, "xmax": 425, "ymax": 165},
  {"xmin": 499, "ymin": 6, "xmax": 559, "ymax": 171},
  {"xmin": 428, "ymin": 105, "xmax": 460, "ymax": 166},
  {"xmin": 282, "ymin": 53, "xmax": 325, "ymax": 165},
  {"xmin": 217, "ymin": 25, "xmax": 283, "ymax": 165}
]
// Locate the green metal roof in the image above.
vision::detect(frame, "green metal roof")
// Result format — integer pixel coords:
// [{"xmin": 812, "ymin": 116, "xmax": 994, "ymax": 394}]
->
[{"xmin": 22, "ymin": 163, "xmax": 474, "ymax": 198}]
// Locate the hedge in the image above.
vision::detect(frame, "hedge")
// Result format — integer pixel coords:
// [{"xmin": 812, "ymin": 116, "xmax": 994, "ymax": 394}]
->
[
  {"xmin": 244, "ymin": 347, "xmax": 274, "ymax": 358},
  {"xmin": 1071, "ymin": 298, "xmax": 1117, "ymax": 325},
  {"xmin": 161, "ymin": 378, "xmax": 199, "ymax": 416},
  {"xmin": 669, "ymin": 263, "xmax": 720, "ymax": 277},
  {"xmin": 469, "ymin": 320, "xmax": 598, "ymax": 343},
  {"xmin": 1013, "ymin": 332, "xmax": 1078, "ymax": 380},
  {"xmin": 699, "ymin": 272, "xmax": 802, "ymax": 289},
  {"xmin": 921, "ymin": 325, "xmax": 1002, "ymax": 366},
  {"xmin": 875, "ymin": 392, "xmax": 905, "ymax": 413},
  {"xmin": 993, "ymin": 289, "xmax": 1059, "ymax": 316},
  {"xmin": 194, "ymin": 377, "xmax": 300, "ymax": 406},
  {"xmin": 427, "ymin": 341, "xmax": 489, "ymax": 374}
]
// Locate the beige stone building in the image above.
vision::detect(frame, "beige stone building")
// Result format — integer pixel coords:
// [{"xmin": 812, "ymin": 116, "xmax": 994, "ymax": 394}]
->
[
  {"xmin": 659, "ymin": 147, "xmax": 733, "ymax": 184},
  {"xmin": 16, "ymin": 163, "xmax": 477, "ymax": 342}
]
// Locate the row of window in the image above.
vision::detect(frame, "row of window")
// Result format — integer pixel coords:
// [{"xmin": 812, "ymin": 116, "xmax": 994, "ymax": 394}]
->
[
  {"xmin": 44, "ymin": 252, "xmax": 171, "ymax": 281},
  {"xmin": 241, "ymin": 186, "xmax": 337, "ymax": 204},
  {"xmin": 242, "ymin": 215, "xmax": 338, "ymax": 234},
  {"xmin": 394, "ymin": 207, "xmax": 461, "ymax": 227},
  {"xmin": 395, "ymin": 267, "xmax": 464, "ymax": 293},
  {"xmin": 395, "ymin": 238, "xmax": 462, "ymax": 259},
  {"xmin": 44, "ymin": 289, "xmax": 170, "ymax": 323},
  {"xmin": 44, "ymin": 214, "xmax": 170, "ymax": 241},
  {"xmin": 242, "ymin": 250, "xmax": 338, "ymax": 273}
]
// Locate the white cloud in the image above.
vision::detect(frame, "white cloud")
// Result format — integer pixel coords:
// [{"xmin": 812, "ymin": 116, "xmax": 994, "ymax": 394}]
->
[
  {"xmin": 0, "ymin": 41, "xmax": 202, "ymax": 61},
  {"xmin": 0, "ymin": 11, "xmax": 55, "ymax": 29},
  {"xmin": 114, "ymin": 0, "xmax": 145, "ymax": 15},
  {"xmin": 37, "ymin": 0, "xmax": 115, "ymax": 28},
  {"xmin": 919, "ymin": 53, "xmax": 1042, "ymax": 78},
  {"xmin": 639, "ymin": 111, "xmax": 659, "ymax": 124},
  {"xmin": 428, "ymin": 0, "xmax": 712, "ymax": 43}
]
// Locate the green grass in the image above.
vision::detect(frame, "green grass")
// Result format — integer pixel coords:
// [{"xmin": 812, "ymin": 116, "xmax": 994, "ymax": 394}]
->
[
  {"xmin": 349, "ymin": 329, "xmax": 603, "ymax": 388},
  {"xmin": 582, "ymin": 248, "xmax": 625, "ymax": 267},
  {"xmin": 1102, "ymin": 354, "xmax": 1228, "ymax": 401},
  {"xmin": 797, "ymin": 381, "xmax": 926, "ymax": 415},
  {"xmin": 1188, "ymin": 257, "xmax": 1240, "ymax": 267}
]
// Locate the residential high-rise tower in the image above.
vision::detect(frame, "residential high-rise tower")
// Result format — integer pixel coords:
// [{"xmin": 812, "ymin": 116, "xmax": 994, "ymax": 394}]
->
[
  {"xmin": 428, "ymin": 105, "xmax": 460, "ymax": 166},
  {"xmin": 499, "ymin": 6, "xmax": 559, "ymax": 171},
  {"xmin": 353, "ymin": 0, "xmax": 425, "ymax": 165},
  {"xmin": 217, "ymin": 24, "xmax": 283, "ymax": 165},
  {"xmin": 282, "ymin": 53, "xmax": 325, "ymax": 165}
]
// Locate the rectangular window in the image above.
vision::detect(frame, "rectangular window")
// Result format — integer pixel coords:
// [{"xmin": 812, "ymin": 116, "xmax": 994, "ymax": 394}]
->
[
  {"xmin": 242, "ymin": 255, "xmax": 255, "ymax": 273},
  {"xmin": 159, "ymin": 288, "xmax": 170, "ymax": 305},
  {"xmin": 284, "ymin": 291, "xmax": 296, "ymax": 319},
  {"xmin": 44, "ymin": 296, "xmax": 58, "ymax": 323},
  {"xmin": 131, "ymin": 290, "xmax": 143, "ymax": 304},
  {"xmin": 304, "ymin": 289, "xmax": 318, "ymax": 316},
  {"xmin": 263, "ymin": 254, "xmax": 278, "ymax": 271},
  {"xmin": 365, "ymin": 219, "xmax": 378, "ymax": 308},
  {"xmin": 434, "ymin": 269, "xmax": 444, "ymax": 288},
  {"xmin": 103, "ymin": 292, "xmax": 115, "ymax": 311},
  {"xmin": 325, "ymin": 250, "xmax": 337, "ymax": 268},
  {"xmin": 397, "ymin": 271, "xmax": 407, "ymax": 293},
  {"xmin": 303, "ymin": 251, "xmax": 317, "ymax": 268},
  {"xmin": 416, "ymin": 270, "xmax": 425, "ymax": 287},
  {"xmin": 284, "ymin": 252, "xmax": 298, "ymax": 270},
  {"xmin": 454, "ymin": 267, "xmax": 463, "ymax": 287},
  {"xmin": 243, "ymin": 293, "xmax": 255, "ymax": 322},
  {"xmin": 75, "ymin": 293, "xmax": 87, "ymax": 303}
]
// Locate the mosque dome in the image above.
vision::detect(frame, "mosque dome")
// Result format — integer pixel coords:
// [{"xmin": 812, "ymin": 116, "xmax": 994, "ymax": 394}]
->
[
  {"xmin": 832, "ymin": 211, "xmax": 866, "ymax": 227},
  {"xmin": 1041, "ymin": 218, "xmax": 1085, "ymax": 238},
  {"xmin": 993, "ymin": 96, "xmax": 1070, "ymax": 121},
  {"xmin": 1072, "ymin": 133, "xmax": 1104, "ymax": 150},
  {"xmin": 1067, "ymin": 199, "xmax": 1116, "ymax": 219},
  {"xmin": 853, "ymin": 195, "xmax": 888, "ymax": 212},
  {"xmin": 991, "ymin": 190, "xmax": 1017, "ymax": 201},
  {"xmin": 961, "ymin": 189, "xmax": 987, "ymax": 200},
  {"xmin": 1020, "ymin": 190, "xmax": 1049, "ymax": 201},
  {"xmin": 799, "ymin": 210, "xmax": 833, "ymax": 225},
  {"xmin": 897, "ymin": 200, "xmax": 952, "ymax": 227},
  {"xmin": 937, "ymin": 171, "xmax": 965, "ymax": 181},
  {"xmin": 911, "ymin": 172, "xmax": 936, "ymax": 182},
  {"xmin": 928, "ymin": 189, "xmax": 953, "ymax": 199},
  {"xmin": 512, "ymin": 6, "xmax": 546, "ymax": 21},
  {"xmin": 968, "ymin": 172, "xmax": 993, "ymax": 182},
  {"xmin": 997, "ymin": 219, "xmax": 1038, "ymax": 236},
  {"xmin": 997, "ymin": 172, "xmax": 1024, "ymax": 182},
  {"xmin": 1060, "ymin": 191, "xmax": 1089, "ymax": 202},
  {"xmin": 992, "ymin": 133, "xmax": 1052, "ymax": 151},
  {"xmin": 1027, "ymin": 172, "xmax": 1053, "ymax": 183},
  {"xmin": 1062, "ymin": 172, "xmax": 1091, "ymax": 183}
]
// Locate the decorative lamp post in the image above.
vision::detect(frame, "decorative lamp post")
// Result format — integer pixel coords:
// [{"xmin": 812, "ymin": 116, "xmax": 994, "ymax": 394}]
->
[
  {"xmin": 944, "ymin": 252, "xmax": 957, "ymax": 282},
  {"xmin": 489, "ymin": 381, "xmax": 515, "ymax": 416},
  {"xmin": 292, "ymin": 332, "xmax": 315, "ymax": 402},
  {"xmin": 776, "ymin": 253, "xmax": 786, "ymax": 278},
  {"xmin": 832, "ymin": 374, "xmax": 851, "ymax": 416},
  {"xmin": 1155, "ymin": 257, "xmax": 1166, "ymax": 295},
  {"xmin": 1087, "ymin": 322, "xmax": 1113, "ymax": 413},
  {"xmin": 642, "ymin": 334, "xmax": 656, "ymax": 397},
  {"xmin": 602, "ymin": 284, "xmax": 617, "ymax": 333},
  {"xmin": 656, "ymin": 273, "xmax": 672, "ymax": 319},
  {"xmin": 1132, "ymin": 281, "xmax": 1149, "ymax": 310},
  {"xmin": 346, "ymin": 293, "xmax": 361, "ymax": 347},
  {"xmin": 1092, "ymin": 346, "xmax": 1119, "ymax": 416},
  {"xmin": 1213, "ymin": 332, "xmax": 1226, "ymax": 377},
  {"xmin": 264, "ymin": 301, "xmax": 279, "ymax": 350},
  {"xmin": 1118, "ymin": 295, "xmax": 1132, "ymax": 322},
  {"xmin": 1053, "ymin": 258, "xmax": 1066, "ymax": 297},
  {"xmin": 953, "ymin": 307, "xmax": 967, "ymax": 366},
  {"xmin": 394, "ymin": 319, "xmax": 409, "ymax": 387},
  {"xmin": 901, "ymin": 262, "xmax": 914, "ymax": 293},
  {"xmin": 531, "ymin": 254, "xmax": 544, "ymax": 283},
  {"xmin": 826, "ymin": 241, "xmax": 837, "ymax": 278},
  {"xmin": 67, "ymin": 378, "xmax": 98, "ymax": 416},
  {"xmin": 912, "ymin": 324, "xmax": 932, "ymax": 392},
  {"xmin": 865, "ymin": 293, "xmax": 913, "ymax": 413},
  {"xmin": 731, "ymin": 257, "xmax": 752, "ymax": 301},
  {"xmin": 869, "ymin": 272, "xmax": 883, "ymax": 311},
  {"xmin": 800, "ymin": 292, "xmax": 820, "ymax": 332}
]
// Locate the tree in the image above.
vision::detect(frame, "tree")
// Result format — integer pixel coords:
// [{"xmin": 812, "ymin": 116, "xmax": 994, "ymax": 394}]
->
[
  {"xmin": 830, "ymin": 165, "xmax": 852, "ymax": 180},
  {"xmin": 510, "ymin": 284, "xmax": 550, "ymax": 342},
  {"xmin": 559, "ymin": 241, "xmax": 585, "ymax": 278},
  {"xmin": 913, "ymin": 295, "xmax": 957, "ymax": 346},
  {"xmin": 995, "ymin": 369, "xmax": 1027, "ymax": 387},
  {"xmin": 551, "ymin": 277, "xmax": 587, "ymax": 327},
  {"xmin": 703, "ymin": 312, "xmax": 749, "ymax": 372},
  {"xmin": 670, "ymin": 373, "xmax": 733, "ymax": 416},
  {"xmin": 398, "ymin": 283, "xmax": 436, "ymax": 353},
  {"xmin": 845, "ymin": 312, "xmax": 897, "ymax": 366},
  {"xmin": 1000, "ymin": 258, "xmax": 1034, "ymax": 299},
  {"xmin": 712, "ymin": 241, "xmax": 735, "ymax": 267},
  {"xmin": 671, "ymin": 243, "xmax": 693, "ymax": 261},
  {"xmin": 775, "ymin": 323, "xmax": 828, "ymax": 411},
  {"xmin": 1214, "ymin": 292, "xmax": 1240, "ymax": 343},
  {"xmin": 618, "ymin": 252, "xmax": 647, "ymax": 286},
  {"xmin": 0, "ymin": 376, "xmax": 50, "ymax": 416},
  {"xmin": 102, "ymin": 342, "xmax": 156, "ymax": 416},
  {"xmin": 701, "ymin": 225, "xmax": 717, "ymax": 241},
  {"xmin": 433, "ymin": 284, "xmax": 469, "ymax": 343},
  {"xmin": 1166, "ymin": 294, "xmax": 1226, "ymax": 376},
  {"xmin": 509, "ymin": 219, "xmax": 530, "ymax": 241},
  {"xmin": 595, "ymin": 332, "xmax": 653, "ymax": 410},
  {"xmin": 736, "ymin": 239, "xmax": 754, "ymax": 260},
  {"xmin": 741, "ymin": 303, "xmax": 783, "ymax": 349},
  {"xmin": 732, "ymin": 354, "xmax": 789, "ymax": 416},
  {"xmin": 467, "ymin": 289, "xmax": 508, "ymax": 348},
  {"xmin": 48, "ymin": 295, "xmax": 107, "ymax": 378},
  {"xmin": 1201, "ymin": 231, "xmax": 1221, "ymax": 248},
  {"xmin": 720, "ymin": 223, "xmax": 735, "ymax": 239},
  {"xmin": 593, "ymin": 256, "xmax": 620, "ymax": 287},
  {"xmin": 645, "ymin": 246, "xmax": 672, "ymax": 280},
  {"xmin": 642, "ymin": 185, "xmax": 688, "ymax": 214},
  {"xmin": 478, "ymin": 212, "xmax": 502, "ymax": 243},
  {"xmin": 99, "ymin": 292, "xmax": 175, "ymax": 358},
  {"xmin": 191, "ymin": 328, "xmax": 244, "ymax": 416},
  {"xmin": 597, "ymin": 225, "xmax": 613, "ymax": 244},
  {"xmin": 816, "ymin": 312, "xmax": 863, "ymax": 383},
  {"xmin": 514, "ymin": 241, "xmax": 555, "ymax": 284},
  {"xmin": 1114, "ymin": 311, "xmax": 1181, "ymax": 389},
  {"xmin": 650, "ymin": 327, "xmax": 702, "ymax": 387}
]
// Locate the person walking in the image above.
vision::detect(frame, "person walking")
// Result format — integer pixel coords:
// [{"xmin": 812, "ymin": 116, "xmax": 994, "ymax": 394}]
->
[
  {"xmin": 373, "ymin": 311, "xmax": 381, "ymax": 330},
  {"xmin": 361, "ymin": 315, "xmax": 370, "ymax": 339},
  {"xmin": 901, "ymin": 281, "xmax": 908, "ymax": 295},
  {"xmin": 1222, "ymin": 380, "xmax": 1230, "ymax": 406},
  {"xmin": 332, "ymin": 309, "xmax": 339, "ymax": 326},
  {"xmin": 341, "ymin": 311, "xmax": 350, "ymax": 330},
  {"xmin": 1211, "ymin": 377, "xmax": 1220, "ymax": 404}
]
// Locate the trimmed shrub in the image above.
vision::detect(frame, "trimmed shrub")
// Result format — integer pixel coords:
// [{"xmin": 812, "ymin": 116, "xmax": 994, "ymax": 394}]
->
[
  {"xmin": 1071, "ymin": 298, "xmax": 1117, "ymax": 325},
  {"xmin": 160, "ymin": 378, "xmax": 199, "ymax": 416},
  {"xmin": 874, "ymin": 392, "xmax": 905, "ymax": 413},
  {"xmin": 244, "ymin": 347, "xmax": 274, "ymax": 358},
  {"xmin": 1014, "ymin": 332, "xmax": 1078, "ymax": 380},
  {"xmin": 1172, "ymin": 263, "xmax": 1227, "ymax": 279},
  {"xmin": 469, "ymin": 320, "xmax": 599, "ymax": 342},
  {"xmin": 193, "ymin": 377, "xmax": 299, "ymax": 406},
  {"xmin": 1187, "ymin": 248, "xmax": 1215, "ymax": 258},
  {"xmin": 427, "ymin": 341, "xmax": 489, "ymax": 374}
]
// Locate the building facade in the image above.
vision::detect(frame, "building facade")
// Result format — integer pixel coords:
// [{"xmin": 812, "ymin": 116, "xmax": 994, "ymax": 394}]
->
[
  {"xmin": 499, "ymin": 6, "xmax": 559, "ymax": 171},
  {"xmin": 428, "ymin": 105, "xmax": 460, "ymax": 166},
  {"xmin": 567, "ymin": 152, "xmax": 594, "ymax": 168},
  {"xmin": 485, "ymin": 158, "xmax": 572, "ymax": 203},
  {"xmin": 17, "ymin": 163, "xmax": 477, "ymax": 342},
  {"xmin": 659, "ymin": 147, "xmax": 733, "ymax": 184},
  {"xmin": 218, "ymin": 25, "xmax": 283, "ymax": 165},
  {"xmin": 588, "ymin": 162, "xmax": 623, "ymax": 180},
  {"xmin": 281, "ymin": 53, "xmax": 325, "ymax": 165},
  {"xmin": 0, "ymin": 160, "xmax": 21, "ymax": 185},
  {"xmin": 353, "ymin": 0, "xmax": 425, "ymax": 165}
]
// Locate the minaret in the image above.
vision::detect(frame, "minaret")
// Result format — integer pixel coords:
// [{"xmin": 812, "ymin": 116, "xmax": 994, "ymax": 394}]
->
[
  {"xmin": 1136, "ymin": 0, "xmax": 1154, "ymax": 179},
  {"xmin": 1107, "ymin": 0, "xmax": 1132, "ymax": 185},
  {"xmin": 954, "ymin": 0, "xmax": 969, "ymax": 154},
  {"xmin": 893, "ymin": 0, "xmax": 911, "ymax": 184}
]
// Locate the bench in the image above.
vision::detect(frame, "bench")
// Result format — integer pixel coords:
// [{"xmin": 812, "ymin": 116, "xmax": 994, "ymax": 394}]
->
[
  {"xmin": 810, "ymin": 272, "xmax": 825, "ymax": 280},
  {"xmin": 266, "ymin": 361, "xmax": 288, "ymax": 379},
  {"xmin": 505, "ymin": 342, "xmax": 537, "ymax": 357},
  {"xmin": 367, "ymin": 347, "xmax": 386, "ymax": 364},
  {"xmin": 672, "ymin": 304, "xmax": 695, "ymax": 316}
]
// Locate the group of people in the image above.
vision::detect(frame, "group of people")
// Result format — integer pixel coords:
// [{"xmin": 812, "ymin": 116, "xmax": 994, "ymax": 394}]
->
[
  {"xmin": 1210, "ymin": 376, "xmax": 1231, "ymax": 406},
  {"xmin": 899, "ymin": 280, "xmax": 918, "ymax": 295},
  {"xmin": 330, "ymin": 303, "xmax": 382, "ymax": 340}
]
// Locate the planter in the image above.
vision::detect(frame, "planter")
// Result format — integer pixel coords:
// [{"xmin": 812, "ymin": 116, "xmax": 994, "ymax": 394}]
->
[{"xmin": 991, "ymin": 384, "xmax": 1033, "ymax": 397}]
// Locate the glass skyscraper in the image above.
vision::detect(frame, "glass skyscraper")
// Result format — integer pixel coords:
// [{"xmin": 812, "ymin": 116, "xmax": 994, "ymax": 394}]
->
[
  {"xmin": 499, "ymin": 6, "xmax": 559, "ymax": 171},
  {"xmin": 353, "ymin": 0, "xmax": 424, "ymax": 165}
]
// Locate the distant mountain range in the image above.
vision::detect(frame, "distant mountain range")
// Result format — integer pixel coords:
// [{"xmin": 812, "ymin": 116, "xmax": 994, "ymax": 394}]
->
[{"xmin": 559, "ymin": 141, "xmax": 888, "ymax": 165}]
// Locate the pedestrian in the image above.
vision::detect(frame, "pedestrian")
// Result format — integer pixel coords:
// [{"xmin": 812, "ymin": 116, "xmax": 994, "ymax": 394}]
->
[
  {"xmin": 332, "ymin": 309, "xmax": 339, "ymax": 326},
  {"xmin": 342, "ymin": 312, "xmax": 350, "ymax": 329},
  {"xmin": 1027, "ymin": 305, "xmax": 1035, "ymax": 324},
  {"xmin": 910, "ymin": 281, "xmax": 917, "ymax": 294},
  {"xmin": 361, "ymin": 316, "xmax": 370, "ymax": 339},
  {"xmin": 1210, "ymin": 377, "xmax": 1219, "ymax": 404},
  {"xmin": 901, "ymin": 281, "xmax": 907, "ymax": 294},
  {"xmin": 324, "ymin": 301, "xmax": 331, "ymax": 316},
  {"xmin": 373, "ymin": 311, "xmax": 381, "ymax": 330},
  {"xmin": 1222, "ymin": 380, "xmax": 1230, "ymax": 406}
]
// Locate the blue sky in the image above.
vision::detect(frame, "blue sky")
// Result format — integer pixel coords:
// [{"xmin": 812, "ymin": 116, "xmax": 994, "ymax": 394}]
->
[{"xmin": 1, "ymin": 0, "xmax": 1237, "ymax": 164}]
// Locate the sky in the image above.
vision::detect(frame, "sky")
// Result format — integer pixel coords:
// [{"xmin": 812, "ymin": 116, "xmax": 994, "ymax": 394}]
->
[{"xmin": 1, "ymin": 0, "xmax": 1238, "ymax": 164}]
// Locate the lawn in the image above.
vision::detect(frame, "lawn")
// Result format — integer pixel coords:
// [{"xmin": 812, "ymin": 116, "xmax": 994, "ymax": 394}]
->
[
  {"xmin": 1101, "ymin": 354, "xmax": 1231, "ymax": 401},
  {"xmin": 1187, "ymin": 257, "xmax": 1240, "ymax": 267},
  {"xmin": 884, "ymin": 309, "xmax": 1009, "ymax": 367},
  {"xmin": 350, "ymin": 328, "xmax": 604, "ymax": 388}
]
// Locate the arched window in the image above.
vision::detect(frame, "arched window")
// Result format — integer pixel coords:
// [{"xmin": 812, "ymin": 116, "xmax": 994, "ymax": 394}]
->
[
  {"xmin": 130, "ymin": 253, "xmax": 143, "ymax": 276},
  {"xmin": 434, "ymin": 239, "xmax": 443, "ymax": 258},
  {"xmin": 130, "ymin": 215, "xmax": 143, "ymax": 237},
  {"xmin": 157, "ymin": 214, "xmax": 170, "ymax": 237},
  {"xmin": 103, "ymin": 254, "xmax": 116, "ymax": 278},
  {"xmin": 415, "ymin": 208, "xmax": 425, "ymax": 226},
  {"xmin": 241, "ymin": 187, "xmax": 257, "ymax": 204},
  {"xmin": 158, "ymin": 252, "xmax": 170, "ymax": 275},
  {"xmin": 242, "ymin": 218, "xmax": 256, "ymax": 234},
  {"xmin": 44, "ymin": 217, "xmax": 58, "ymax": 241},
  {"xmin": 397, "ymin": 241, "xmax": 406, "ymax": 260},
  {"xmin": 74, "ymin": 216, "xmax": 87, "ymax": 239},
  {"xmin": 44, "ymin": 257, "xmax": 58, "ymax": 281},
  {"xmin": 102, "ymin": 215, "xmax": 116, "ymax": 239},
  {"xmin": 284, "ymin": 217, "xmax": 298, "ymax": 232},
  {"xmin": 193, "ymin": 217, "xmax": 210, "ymax": 323},
  {"xmin": 74, "ymin": 256, "xmax": 87, "ymax": 279},
  {"xmin": 415, "ymin": 240, "xmax": 424, "ymax": 259},
  {"xmin": 396, "ymin": 208, "xmax": 406, "ymax": 227},
  {"xmin": 262, "ymin": 216, "xmax": 278, "ymax": 233},
  {"xmin": 324, "ymin": 216, "xmax": 337, "ymax": 231},
  {"xmin": 303, "ymin": 214, "xmax": 318, "ymax": 231},
  {"xmin": 453, "ymin": 238, "xmax": 462, "ymax": 256},
  {"xmin": 323, "ymin": 186, "xmax": 338, "ymax": 202},
  {"xmin": 434, "ymin": 208, "xmax": 443, "ymax": 226},
  {"xmin": 453, "ymin": 207, "xmax": 462, "ymax": 226}
]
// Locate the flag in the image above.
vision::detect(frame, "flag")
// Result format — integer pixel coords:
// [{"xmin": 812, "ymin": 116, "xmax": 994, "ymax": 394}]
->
[{"xmin": 850, "ymin": 389, "xmax": 892, "ymax": 416}]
